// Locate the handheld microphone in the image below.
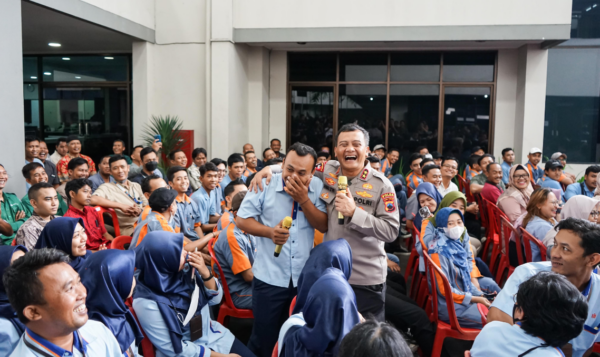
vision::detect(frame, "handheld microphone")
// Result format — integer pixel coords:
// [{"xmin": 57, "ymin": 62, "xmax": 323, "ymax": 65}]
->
[
  {"xmin": 338, "ymin": 176, "xmax": 348, "ymax": 225},
  {"xmin": 274, "ymin": 216, "xmax": 293, "ymax": 257}
]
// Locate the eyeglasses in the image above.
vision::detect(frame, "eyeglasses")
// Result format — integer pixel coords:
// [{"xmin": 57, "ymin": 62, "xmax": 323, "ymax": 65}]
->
[
  {"xmin": 217, "ymin": 169, "xmax": 226, "ymax": 174},
  {"xmin": 442, "ymin": 165, "xmax": 458, "ymax": 170},
  {"xmin": 591, "ymin": 211, "xmax": 600, "ymax": 217},
  {"xmin": 550, "ymin": 201, "xmax": 562, "ymax": 207},
  {"xmin": 513, "ymin": 174, "xmax": 529, "ymax": 180}
]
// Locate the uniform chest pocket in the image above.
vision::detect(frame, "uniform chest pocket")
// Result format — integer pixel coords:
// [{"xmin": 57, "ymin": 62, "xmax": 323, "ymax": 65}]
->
[{"xmin": 351, "ymin": 188, "xmax": 377, "ymax": 215}]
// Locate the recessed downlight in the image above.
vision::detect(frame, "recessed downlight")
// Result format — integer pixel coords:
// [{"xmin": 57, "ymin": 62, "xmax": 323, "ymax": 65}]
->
[
  {"xmin": 62, "ymin": 57, "xmax": 70, "ymax": 60},
  {"xmin": 44, "ymin": 72, "xmax": 51, "ymax": 76},
  {"xmin": 31, "ymin": 76, "xmax": 37, "ymax": 79},
  {"xmin": 104, "ymin": 56, "xmax": 114, "ymax": 60},
  {"xmin": 75, "ymin": 76, "xmax": 81, "ymax": 79},
  {"xmin": 48, "ymin": 42, "xmax": 61, "ymax": 47}
]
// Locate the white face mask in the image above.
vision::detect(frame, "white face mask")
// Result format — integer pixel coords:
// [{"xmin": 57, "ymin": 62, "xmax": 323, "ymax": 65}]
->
[{"xmin": 443, "ymin": 226, "xmax": 464, "ymax": 240}]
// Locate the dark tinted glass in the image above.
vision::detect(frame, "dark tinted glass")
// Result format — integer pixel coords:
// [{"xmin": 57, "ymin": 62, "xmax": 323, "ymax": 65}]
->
[
  {"xmin": 391, "ymin": 53, "xmax": 440, "ymax": 82},
  {"xmin": 339, "ymin": 53, "xmax": 388, "ymax": 82},
  {"xmin": 290, "ymin": 86, "xmax": 335, "ymax": 151},
  {"xmin": 24, "ymin": 83, "xmax": 40, "ymax": 138},
  {"xmin": 288, "ymin": 53, "xmax": 337, "ymax": 82},
  {"xmin": 338, "ymin": 85, "xmax": 387, "ymax": 147},
  {"xmin": 42, "ymin": 56, "xmax": 128, "ymax": 82},
  {"xmin": 572, "ymin": 0, "xmax": 600, "ymax": 39},
  {"xmin": 23, "ymin": 57, "xmax": 38, "ymax": 82},
  {"xmin": 443, "ymin": 52, "xmax": 495, "ymax": 82}
]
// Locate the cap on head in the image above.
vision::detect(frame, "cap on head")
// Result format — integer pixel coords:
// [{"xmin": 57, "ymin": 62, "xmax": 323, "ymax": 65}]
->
[
  {"xmin": 551, "ymin": 152, "xmax": 567, "ymax": 161},
  {"xmin": 529, "ymin": 147, "xmax": 542, "ymax": 155},
  {"xmin": 432, "ymin": 151, "xmax": 443, "ymax": 159},
  {"xmin": 545, "ymin": 160, "xmax": 564, "ymax": 171},
  {"xmin": 231, "ymin": 191, "xmax": 248, "ymax": 211},
  {"xmin": 148, "ymin": 188, "xmax": 178, "ymax": 211},
  {"xmin": 373, "ymin": 144, "xmax": 386, "ymax": 151},
  {"xmin": 66, "ymin": 135, "xmax": 80, "ymax": 144}
]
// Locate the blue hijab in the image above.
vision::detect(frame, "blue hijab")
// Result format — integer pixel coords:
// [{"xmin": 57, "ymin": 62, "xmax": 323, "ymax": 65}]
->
[
  {"xmin": 414, "ymin": 182, "xmax": 443, "ymax": 231},
  {"xmin": 80, "ymin": 250, "xmax": 143, "ymax": 353},
  {"xmin": 293, "ymin": 239, "xmax": 352, "ymax": 314},
  {"xmin": 133, "ymin": 231, "xmax": 212, "ymax": 354},
  {"xmin": 35, "ymin": 217, "xmax": 91, "ymax": 272},
  {"xmin": 283, "ymin": 270, "xmax": 360, "ymax": 357},
  {"xmin": 429, "ymin": 208, "xmax": 473, "ymax": 292},
  {"xmin": 0, "ymin": 245, "xmax": 27, "ymax": 335}
]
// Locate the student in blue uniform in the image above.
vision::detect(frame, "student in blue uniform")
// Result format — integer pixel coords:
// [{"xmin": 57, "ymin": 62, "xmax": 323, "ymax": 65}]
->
[
  {"xmin": 500, "ymin": 148, "xmax": 515, "ymax": 185},
  {"xmin": 168, "ymin": 166, "xmax": 205, "ymax": 240},
  {"xmin": 132, "ymin": 231, "xmax": 256, "ymax": 357},
  {"xmin": 221, "ymin": 154, "xmax": 247, "ymax": 196},
  {"xmin": 0, "ymin": 245, "xmax": 27, "ymax": 356},
  {"xmin": 488, "ymin": 218, "xmax": 600, "ymax": 357},
  {"xmin": 215, "ymin": 178, "xmax": 248, "ymax": 233},
  {"xmin": 525, "ymin": 147, "xmax": 544, "ymax": 186},
  {"xmin": 80, "ymin": 249, "xmax": 144, "ymax": 357},
  {"xmin": 471, "ymin": 271, "xmax": 587, "ymax": 357},
  {"xmin": 34, "ymin": 216, "xmax": 91, "ymax": 272},
  {"xmin": 191, "ymin": 162, "xmax": 220, "ymax": 233}
]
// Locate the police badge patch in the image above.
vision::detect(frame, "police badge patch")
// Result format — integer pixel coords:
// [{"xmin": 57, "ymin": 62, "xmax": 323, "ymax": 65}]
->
[{"xmin": 381, "ymin": 192, "xmax": 396, "ymax": 212}]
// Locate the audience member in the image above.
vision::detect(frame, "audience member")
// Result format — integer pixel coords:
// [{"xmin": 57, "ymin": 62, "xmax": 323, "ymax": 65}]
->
[
  {"xmin": 130, "ymin": 147, "xmax": 164, "ymax": 185},
  {"xmin": 130, "ymin": 187, "xmax": 178, "ymax": 249},
  {"xmin": 88, "ymin": 155, "xmax": 115, "ymax": 192},
  {"xmin": 497, "ymin": 164, "xmax": 533, "ymax": 224},
  {"xmin": 35, "ymin": 217, "xmax": 92, "ymax": 271},
  {"xmin": 373, "ymin": 144, "xmax": 386, "ymax": 160},
  {"xmin": 263, "ymin": 148, "xmax": 276, "ymax": 162},
  {"xmin": 129, "ymin": 145, "xmax": 144, "ymax": 178},
  {"xmin": 481, "ymin": 162, "xmax": 505, "ymax": 203},
  {"xmin": 37, "ymin": 140, "xmax": 60, "ymax": 188},
  {"xmin": 191, "ymin": 163, "xmax": 221, "ymax": 233},
  {"xmin": 91, "ymin": 155, "xmax": 146, "ymax": 236},
  {"xmin": 112, "ymin": 139, "xmax": 132, "ymax": 165},
  {"xmin": 57, "ymin": 157, "xmax": 90, "ymax": 201},
  {"xmin": 423, "ymin": 164, "xmax": 442, "ymax": 190},
  {"xmin": 381, "ymin": 148, "xmax": 399, "ymax": 177},
  {"xmin": 471, "ymin": 154, "xmax": 505, "ymax": 194},
  {"xmin": 464, "ymin": 154, "xmax": 482, "ymax": 182},
  {"xmin": 500, "ymin": 148, "xmax": 515, "ymax": 185},
  {"xmin": 0, "ymin": 164, "xmax": 26, "ymax": 245},
  {"xmin": 516, "ymin": 188, "xmax": 559, "ymax": 263},
  {"xmin": 80, "ymin": 250, "xmax": 143, "ymax": 356},
  {"xmin": 222, "ymin": 153, "xmax": 247, "ymax": 196},
  {"xmin": 56, "ymin": 135, "xmax": 97, "ymax": 183},
  {"xmin": 471, "ymin": 271, "xmax": 587, "ymax": 357},
  {"xmin": 406, "ymin": 153, "xmax": 424, "ymax": 191},
  {"xmin": 338, "ymin": 320, "xmax": 413, "ymax": 357},
  {"xmin": 417, "ymin": 146, "xmax": 429, "ymax": 156},
  {"xmin": 20, "ymin": 162, "xmax": 68, "ymax": 217},
  {"xmin": 538, "ymin": 160, "xmax": 565, "ymax": 200},
  {"xmin": 551, "ymin": 152, "xmax": 577, "ymax": 183},
  {"xmin": 431, "ymin": 151, "xmax": 442, "ymax": 166},
  {"xmin": 168, "ymin": 166, "xmax": 204, "ymax": 240},
  {"xmin": 213, "ymin": 191, "xmax": 255, "ymax": 309},
  {"xmin": 64, "ymin": 179, "xmax": 113, "ymax": 251},
  {"xmin": 0, "ymin": 245, "xmax": 26, "ymax": 355},
  {"xmin": 439, "ymin": 157, "xmax": 459, "ymax": 196},
  {"xmin": 525, "ymin": 147, "xmax": 544, "ymax": 185},
  {"xmin": 216, "ymin": 178, "xmax": 247, "ymax": 232},
  {"xmin": 271, "ymin": 138, "xmax": 285, "ymax": 158},
  {"xmin": 168, "ymin": 152, "xmax": 195, "ymax": 197},
  {"xmin": 471, "ymin": 146, "xmax": 485, "ymax": 157},
  {"xmin": 316, "ymin": 151, "xmax": 329, "ymax": 166},
  {"xmin": 49, "ymin": 137, "xmax": 68, "ymax": 164},
  {"xmin": 15, "ymin": 183, "xmax": 58, "ymax": 250},
  {"xmin": 244, "ymin": 151, "xmax": 258, "ymax": 177},
  {"xmin": 132, "ymin": 232, "xmax": 256, "ymax": 357},
  {"xmin": 488, "ymin": 218, "xmax": 600, "ymax": 357},
  {"xmin": 367, "ymin": 155, "xmax": 381, "ymax": 171},
  {"xmin": 3, "ymin": 248, "xmax": 122, "ymax": 356},
  {"xmin": 188, "ymin": 147, "xmax": 207, "ymax": 191},
  {"xmin": 136, "ymin": 174, "xmax": 168, "ymax": 223},
  {"xmin": 210, "ymin": 158, "xmax": 227, "ymax": 215},
  {"xmin": 407, "ymin": 182, "xmax": 442, "ymax": 232},
  {"xmin": 24, "ymin": 137, "xmax": 45, "ymax": 191},
  {"xmin": 565, "ymin": 165, "xmax": 599, "ymax": 201}
]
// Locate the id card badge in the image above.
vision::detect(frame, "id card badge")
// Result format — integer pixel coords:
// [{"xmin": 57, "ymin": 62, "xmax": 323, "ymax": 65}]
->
[{"xmin": 189, "ymin": 314, "xmax": 203, "ymax": 341}]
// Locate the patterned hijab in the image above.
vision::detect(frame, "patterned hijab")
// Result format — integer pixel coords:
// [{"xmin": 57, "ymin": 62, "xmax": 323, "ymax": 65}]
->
[{"xmin": 497, "ymin": 164, "xmax": 533, "ymax": 208}]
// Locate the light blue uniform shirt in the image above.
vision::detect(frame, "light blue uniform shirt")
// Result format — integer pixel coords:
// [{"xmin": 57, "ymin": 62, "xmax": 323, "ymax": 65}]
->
[
  {"xmin": 501, "ymin": 162, "xmax": 512, "ymax": 185},
  {"xmin": 491, "ymin": 262, "xmax": 600, "ymax": 357},
  {"xmin": 565, "ymin": 182, "xmax": 595, "ymax": 201},
  {"xmin": 237, "ymin": 174, "xmax": 327, "ymax": 288},
  {"xmin": 538, "ymin": 176, "xmax": 564, "ymax": 201},
  {"xmin": 10, "ymin": 320, "xmax": 122, "ymax": 357},
  {"xmin": 523, "ymin": 216, "xmax": 556, "ymax": 262},
  {"xmin": 132, "ymin": 280, "xmax": 235, "ymax": 357},
  {"xmin": 0, "ymin": 318, "xmax": 21, "ymax": 356},
  {"xmin": 220, "ymin": 175, "xmax": 247, "ymax": 197},
  {"xmin": 212, "ymin": 185, "xmax": 224, "ymax": 215},
  {"xmin": 88, "ymin": 173, "xmax": 116, "ymax": 192},
  {"xmin": 191, "ymin": 186, "xmax": 217, "ymax": 225},
  {"xmin": 471, "ymin": 321, "xmax": 565, "ymax": 357},
  {"xmin": 174, "ymin": 195, "xmax": 203, "ymax": 241},
  {"xmin": 24, "ymin": 159, "xmax": 44, "ymax": 191}
]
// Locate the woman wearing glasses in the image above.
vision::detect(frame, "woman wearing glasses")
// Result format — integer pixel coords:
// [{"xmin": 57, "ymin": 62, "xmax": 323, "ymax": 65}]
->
[{"xmin": 497, "ymin": 165, "xmax": 533, "ymax": 225}]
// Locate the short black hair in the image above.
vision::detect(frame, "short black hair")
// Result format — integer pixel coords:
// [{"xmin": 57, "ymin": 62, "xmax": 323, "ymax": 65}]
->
[
  {"xmin": 287, "ymin": 142, "xmax": 318, "ymax": 167},
  {"xmin": 108, "ymin": 155, "xmax": 127, "ymax": 168},
  {"xmin": 192, "ymin": 148, "xmax": 207, "ymax": 160},
  {"xmin": 469, "ymin": 155, "xmax": 482, "ymax": 168},
  {"xmin": 96, "ymin": 155, "xmax": 112, "ymax": 167},
  {"xmin": 200, "ymin": 162, "xmax": 218, "ymax": 177},
  {"xmin": 422, "ymin": 164, "xmax": 441, "ymax": 177},
  {"xmin": 366, "ymin": 155, "xmax": 381, "ymax": 164},
  {"xmin": 441, "ymin": 157, "xmax": 458, "ymax": 167},
  {"xmin": 416, "ymin": 145, "xmax": 427, "ymax": 152},
  {"xmin": 132, "ymin": 145, "xmax": 144, "ymax": 152},
  {"xmin": 335, "ymin": 124, "xmax": 370, "ymax": 147},
  {"xmin": 210, "ymin": 158, "xmax": 225, "ymax": 167},
  {"xmin": 502, "ymin": 148, "xmax": 514, "ymax": 156},
  {"xmin": 585, "ymin": 165, "xmax": 600, "ymax": 176},
  {"xmin": 338, "ymin": 320, "xmax": 412, "ymax": 357},
  {"xmin": 29, "ymin": 182, "xmax": 54, "ymax": 201},
  {"xmin": 67, "ymin": 157, "xmax": 89, "ymax": 171},
  {"xmin": 113, "ymin": 139, "xmax": 125, "ymax": 146},
  {"xmin": 167, "ymin": 166, "xmax": 187, "ymax": 182},
  {"xmin": 555, "ymin": 218, "xmax": 600, "ymax": 257},
  {"xmin": 486, "ymin": 162, "xmax": 501, "ymax": 173},
  {"xmin": 246, "ymin": 173, "xmax": 257, "ymax": 188},
  {"xmin": 409, "ymin": 153, "xmax": 423, "ymax": 166},
  {"xmin": 140, "ymin": 147, "xmax": 156, "ymax": 162},
  {"xmin": 516, "ymin": 271, "xmax": 587, "ymax": 347},
  {"xmin": 3, "ymin": 248, "xmax": 71, "ymax": 324},
  {"xmin": 477, "ymin": 154, "xmax": 495, "ymax": 166},
  {"xmin": 57, "ymin": 137, "xmax": 68, "ymax": 145},
  {"xmin": 471, "ymin": 146, "xmax": 483, "ymax": 154},
  {"xmin": 25, "ymin": 136, "xmax": 39, "ymax": 145},
  {"xmin": 265, "ymin": 158, "xmax": 283, "ymax": 166},
  {"xmin": 316, "ymin": 151, "xmax": 329, "ymax": 159},
  {"xmin": 419, "ymin": 158, "xmax": 434, "ymax": 168},
  {"xmin": 243, "ymin": 151, "xmax": 255, "ymax": 160},
  {"xmin": 263, "ymin": 148, "xmax": 274, "ymax": 158},
  {"xmin": 388, "ymin": 148, "xmax": 400, "ymax": 155},
  {"xmin": 66, "ymin": 135, "xmax": 80, "ymax": 144},
  {"xmin": 270, "ymin": 138, "xmax": 281, "ymax": 145},
  {"xmin": 65, "ymin": 178, "xmax": 93, "ymax": 203},
  {"xmin": 141, "ymin": 174, "xmax": 163, "ymax": 194},
  {"xmin": 22, "ymin": 162, "xmax": 44, "ymax": 180},
  {"xmin": 168, "ymin": 149, "xmax": 184, "ymax": 161},
  {"xmin": 227, "ymin": 153, "xmax": 244, "ymax": 168},
  {"xmin": 224, "ymin": 178, "xmax": 246, "ymax": 198}
]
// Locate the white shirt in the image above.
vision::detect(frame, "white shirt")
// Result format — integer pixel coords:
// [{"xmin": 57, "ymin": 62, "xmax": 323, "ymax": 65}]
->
[
  {"xmin": 0, "ymin": 318, "xmax": 21, "ymax": 356},
  {"xmin": 437, "ymin": 180, "xmax": 459, "ymax": 197}
]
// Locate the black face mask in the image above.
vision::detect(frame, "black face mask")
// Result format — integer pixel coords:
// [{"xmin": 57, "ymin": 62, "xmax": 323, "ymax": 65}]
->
[{"xmin": 145, "ymin": 161, "xmax": 158, "ymax": 172}]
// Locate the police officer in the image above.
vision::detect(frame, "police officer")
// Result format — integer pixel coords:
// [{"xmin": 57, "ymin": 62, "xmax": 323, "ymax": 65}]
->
[{"xmin": 251, "ymin": 124, "xmax": 400, "ymax": 321}]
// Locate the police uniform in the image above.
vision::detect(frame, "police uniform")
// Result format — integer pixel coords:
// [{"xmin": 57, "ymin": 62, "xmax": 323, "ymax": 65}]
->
[{"xmin": 314, "ymin": 160, "xmax": 400, "ymax": 321}]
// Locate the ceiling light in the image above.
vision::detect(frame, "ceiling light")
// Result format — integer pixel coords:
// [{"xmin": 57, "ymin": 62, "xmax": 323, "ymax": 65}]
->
[
  {"xmin": 370, "ymin": 97, "xmax": 373, "ymax": 101},
  {"xmin": 75, "ymin": 76, "xmax": 81, "ymax": 79},
  {"xmin": 104, "ymin": 56, "xmax": 114, "ymax": 60},
  {"xmin": 43, "ymin": 72, "xmax": 51, "ymax": 76},
  {"xmin": 30, "ymin": 76, "xmax": 37, "ymax": 79},
  {"xmin": 594, "ymin": 4, "xmax": 598, "ymax": 7},
  {"xmin": 48, "ymin": 42, "xmax": 61, "ymax": 47},
  {"xmin": 587, "ymin": 6, "xmax": 592, "ymax": 11},
  {"xmin": 62, "ymin": 57, "xmax": 70, "ymax": 60},
  {"xmin": 484, "ymin": 94, "xmax": 488, "ymax": 98}
]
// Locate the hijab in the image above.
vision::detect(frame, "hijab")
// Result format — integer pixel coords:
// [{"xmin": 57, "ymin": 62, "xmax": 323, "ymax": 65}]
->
[
  {"xmin": 543, "ymin": 196, "xmax": 599, "ymax": 247},
  {"xmin": 414, "ymin": 182, "xmax": 443, "ymax": 230},
  {"xmin": 293, "ymin": 239, "xmax": 352, "ymax": 315},
  {"xmin": 0, "ymin": 245, "xmax": 27, "ymax": 335},
  {"xmin": 282, "ymin": 270, "xmax": 359, "ymax": 357},
  {"xmin": 80, "ymin": 250, "xmax": 143, "ymax": 353},
  {"xmin": 428, "ymin": 208, "xmax": 474, "ymax": 292},
  {"xmin": 35, "ymin": 217, "xmax": 91, "ymax": 272},
  {"xmin": 427, "ymin": 191, "xmax": 467, "ymax": 227},
  {"xmin": 497, "ymin": 164, "xmax": 533, "ymax": 208},
  {"xmin": 133, "ymin": 231, "xmax": 211, "ymax": 354}
]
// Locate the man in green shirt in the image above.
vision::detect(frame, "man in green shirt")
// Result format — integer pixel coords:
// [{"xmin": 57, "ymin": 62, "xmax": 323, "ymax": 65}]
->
[
  {"xmin": 21, "ymin": 162, "xmax": 68, "ymax": 217},
  {"xmin": 0, "ymin": 163, "xmax": 27, "ymax": 245}
]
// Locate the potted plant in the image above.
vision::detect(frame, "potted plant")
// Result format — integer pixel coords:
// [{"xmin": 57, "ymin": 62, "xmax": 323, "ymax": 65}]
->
[{"xmin": 141, "ymin": 115, "xmax": 188, "ymax": 170}]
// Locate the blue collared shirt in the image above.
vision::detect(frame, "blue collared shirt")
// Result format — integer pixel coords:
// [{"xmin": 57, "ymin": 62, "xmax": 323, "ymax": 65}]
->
[
  {"xmin": 220, "ymin": 175, "xmax": 247, "ymax": 197},
  {"xmin": 0, "ymin": 317, "xmax": 21, "ymax": 356},
  {"xmin": 191, "ymin": 186, "xmax": 217, "ymax": 224},
  {"xmin": 88, "ymin": 173, "xmax": 116, "ymax": 192},
  {"xmin": 212, "ymin": 185, "xmax": 224, "ymax": 215},
  {"xmin": 501, "ymin": 161, "xmax": 512, "ymax": 185},
  {"xmin": 237, "ymin": 174, "xmax": 326, "ymax": 288},
  {"xmin": 538, "ymin": 176, "xmax": 564, "ymax": 201},
  {"xmin": 213, "ymin": 220, "xmax": 256, "ymax": 297},
  {"xmin": 565, "ymin": 182, "xmax": 595, "ymax": 201},
  {"xmin": 174, "ymin": 195, "xmax": 203, "ymax": 241}
]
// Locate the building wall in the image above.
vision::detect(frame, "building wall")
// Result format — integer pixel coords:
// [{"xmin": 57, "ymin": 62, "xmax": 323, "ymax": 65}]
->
[{"xmin": 82, "ymin": 0, "xmax": 155, "ymax": 29}]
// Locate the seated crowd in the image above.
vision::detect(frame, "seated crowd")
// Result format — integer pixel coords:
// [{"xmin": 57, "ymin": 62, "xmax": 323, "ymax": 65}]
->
[{"xmin": 0, "ymin": 131, "xmax": 599, "ymax": 357}]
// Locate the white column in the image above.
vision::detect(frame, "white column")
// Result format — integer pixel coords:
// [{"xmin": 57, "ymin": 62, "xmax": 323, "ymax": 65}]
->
[
  {"xmin": 493, "ymin": 49, "xmax": 519, "ymax": 157},
  {"xmin": 269, "ymin": 50, "xmax": 288, "ymax": 150},
  {"xmin": 248, "ymin": 46, "xmax": 271, "ymax": 154},
  {"xmin": 0, "ymin": 1, "xmax": 25, "ymax": 196},
  {"xmin": 132, "ymin": 41, "xmax": 153, "ymax": 146}
]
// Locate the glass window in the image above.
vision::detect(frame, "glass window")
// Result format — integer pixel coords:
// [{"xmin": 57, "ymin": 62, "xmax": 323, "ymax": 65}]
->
[
  {"xmin": 571, "ymin": 1, "xmax": 600, "ymax": 39},
  {"xmin": 338, "ymin": 85, "xmax": 387, "ymax": 147},
  {"xmin": 42, "ymin": 56, "xmax": 128, "ymax": 82},
  {"xmin": 339, "ymin": 53, "xmax": 388, "ymax": 82},
  {"xmin": 288, "ymin": 53, "xmax": 337, "ymax": 82},
  {"xmin": 544, "ymin": 48, "xmax": 600, "ymax": 163},
  {"xmin": 390, "ymin": 53, "xmax": 440, "ymax": 82},
  {"xmin": 23, "ymin": 57, "xmax": 38, "ymax": 82},
  {"xmin": 290, "ymin": 86, "xmax": 335, "ymax": 151},
  {"xmin": 24, "ymin": 83, "xmax": 40, "ymax": 138},
  {"xmin": 443, "ymin": 52, "xmax": 495, "ymax": 82}
]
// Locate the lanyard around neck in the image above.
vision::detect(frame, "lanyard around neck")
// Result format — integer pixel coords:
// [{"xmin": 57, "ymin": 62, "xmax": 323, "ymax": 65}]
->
[{"xmin": 24, "ymin": 331, "xmax": 86, "ymax": 357}]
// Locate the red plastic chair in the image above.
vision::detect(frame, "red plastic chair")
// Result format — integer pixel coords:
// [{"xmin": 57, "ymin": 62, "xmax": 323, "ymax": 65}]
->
[
  {"xmin": 483, "ymin": 200, "xmax": 508, "ymax": 271},
  {"xmin": 404, "ymin": 248, "xmax": 419, "ymax": 281},
  {"xmin": 111, "ymin": 235, "xmax": 132, "ymax": 250},
  {"xmin": 94, "ymin": 206, "xmax": 121, "ymax": 237},
  {"xmin": 289, "ymin": 296, "xmax": 296, "ymax": 316},
  {"xmin": 11, "ymin": 239, "xmax": 17, "ymax": 246},
  {"xmin": 475, "ymin": 194, "xmax": 488, "ymax": 231},
  {"xmin": 407, "ymin": 186, "xmax": 414, "ymax": 199},
  {"xmin": 207, "ymin": 237, "xmax": 254, "ymax": 326},
  {"xmin": 129, "ymin": 306, "xmax": 156, "ymax": 357},
  {"xmin": 272, "ymin": 342, "xmax": 279, "ymax": 357},
  {"xmin": 423, "ymin": 251, "xmax": 483, "ymax": 357},
  {"xmin": 457, "ymin": 175, "xmax": 474, "ymax": 203},
  {"xmin": 519, "ymin": 227, "xmax": 548, "ymax": 262},
  {"xmin": 496, "ymin": 217, "xmax": 520, "ymax": 285}
]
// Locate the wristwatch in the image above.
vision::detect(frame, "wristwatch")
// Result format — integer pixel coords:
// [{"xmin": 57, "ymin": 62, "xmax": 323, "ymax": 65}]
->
[{"xmin": 201, "ymin": 271, "xmax": 214, "ymax": 281}]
